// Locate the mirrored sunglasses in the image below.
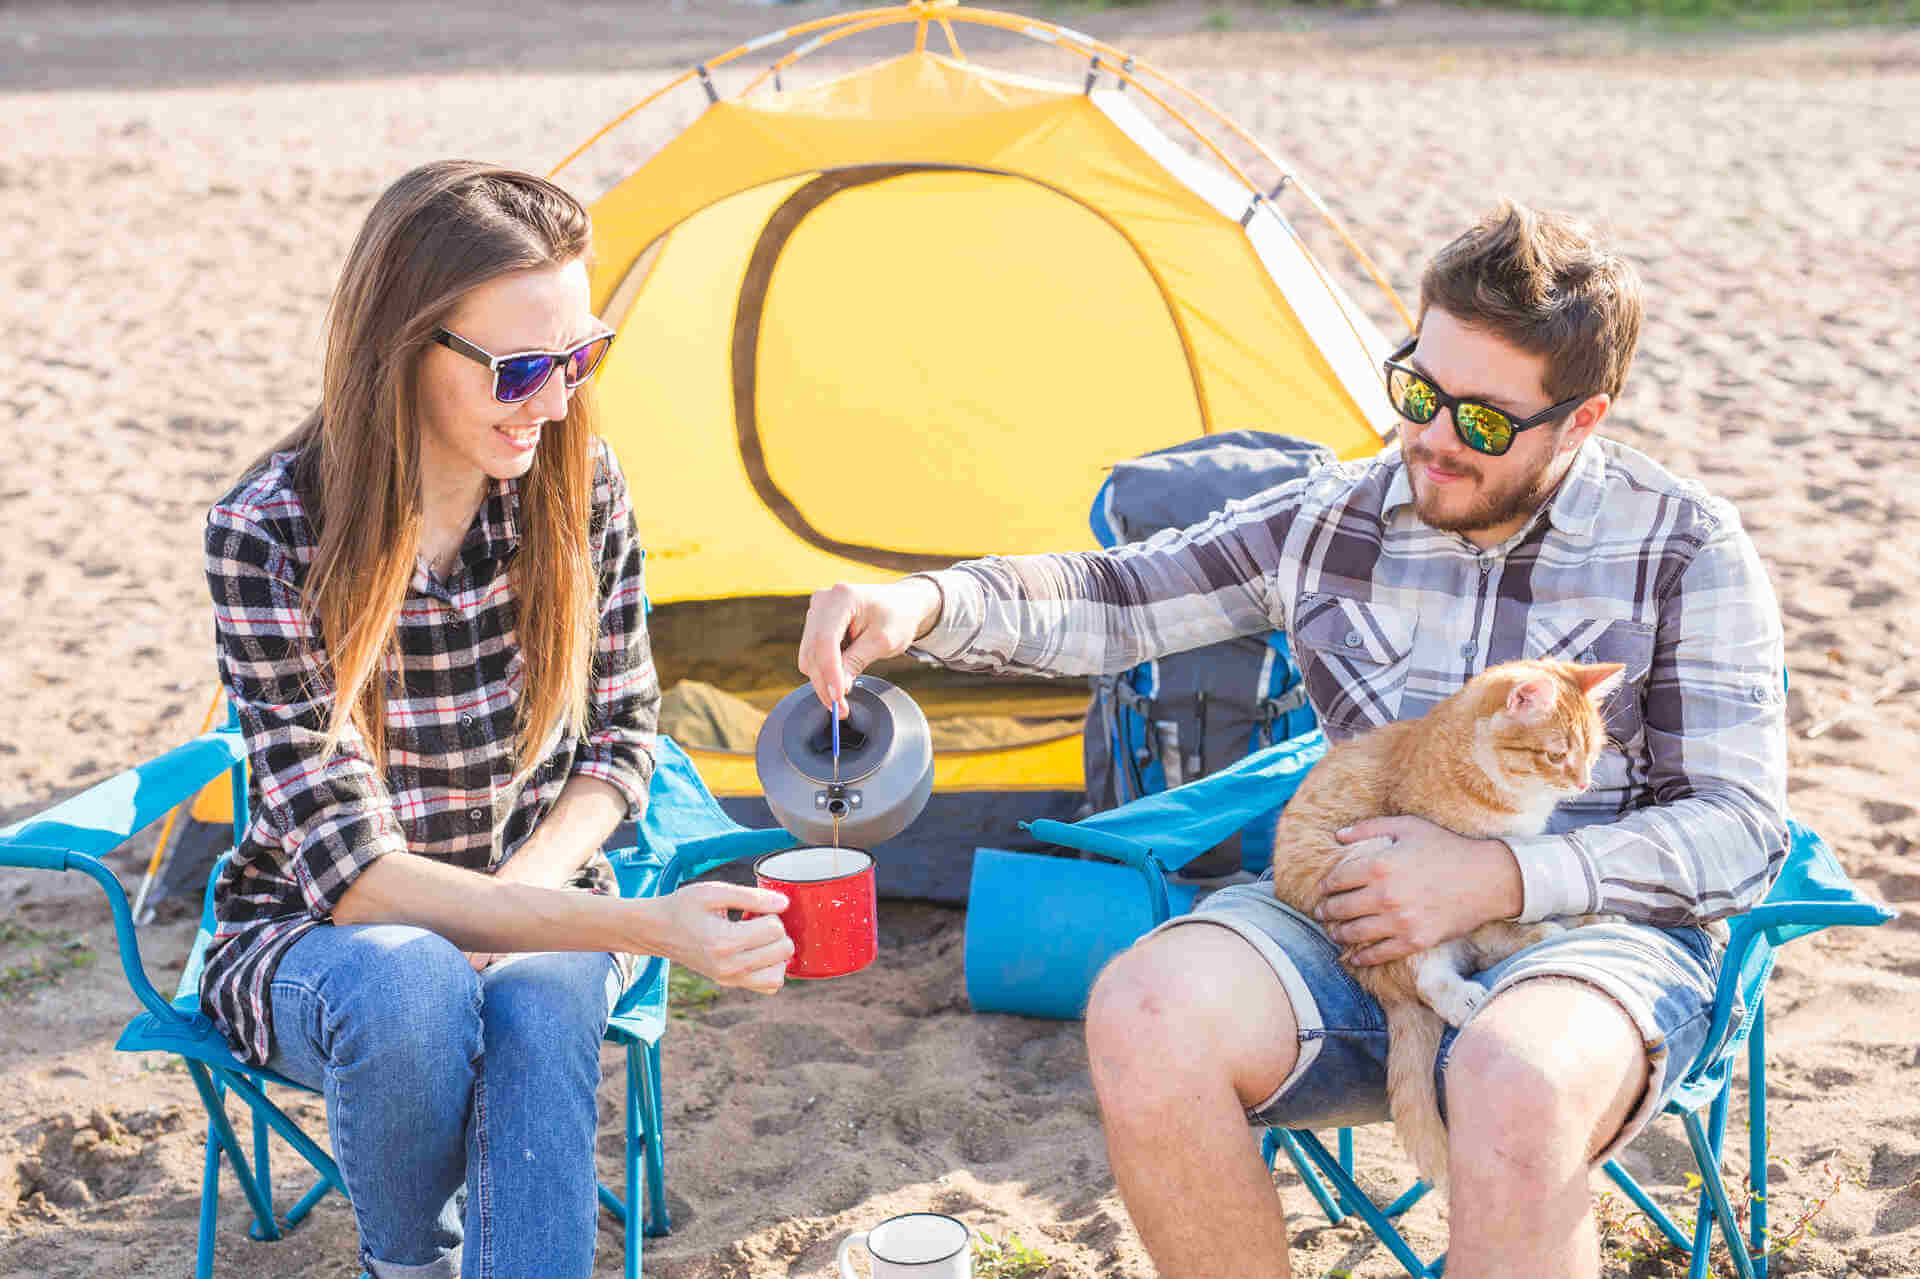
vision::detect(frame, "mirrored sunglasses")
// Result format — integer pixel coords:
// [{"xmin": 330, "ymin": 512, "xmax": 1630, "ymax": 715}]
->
[
  {"xmin": 1382, "ymin": 337, "xmax": 1585, "ymax": 457},
  {"xmin": 433, "ymin": 326, "xmax": 616, "ymax": 404}
]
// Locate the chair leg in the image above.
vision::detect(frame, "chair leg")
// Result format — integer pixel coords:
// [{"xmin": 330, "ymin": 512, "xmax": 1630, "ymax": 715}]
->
[
  {"xmin": 284, "ymin": 1176, "xmax": 335, "ymax": 1229},
  {"xmin": 1265, "ymin": 1129, "xmax": 1345, "ymax": 1226},
  {"xmin": 248, "ymin": 1101, "xmax": 276, "ymax": 1241},
  {"xmin": 216, "ymin": 1069, "xmax": 348, "ymax": 1203},
  {"xmin": 1290, "ymin": 1130, "xmax": 1442, "ymax": 1279},
  {"xmin": 1683, "ymin": 1109, "xmax": 1759, "ymax": 1279},
  {"xmin": 197, "ymin": 1118, "xmax": 221, "ymax": 1279},
  {"xmin": 185, "ymin": 1062, "xmax": 280, "ymax": 1243},
  {"xmin": 641, "ymin": 1039, "xmax": 671, "ymax": 1237},
  {"xmin": 1603, "ymin": 1159, "xmax": 1693, "ymax": 1252},
  {"xmin": 625, "ymin": 1045, "xmax": 643, "ymax": 1279},
  {"xmin": 597, "ymin": 1180, "xmax": 629, "ymax": 1226},
  {"xmin": 1749, "ymin": 996, "xmax": 1769, "ymax": 1279}
]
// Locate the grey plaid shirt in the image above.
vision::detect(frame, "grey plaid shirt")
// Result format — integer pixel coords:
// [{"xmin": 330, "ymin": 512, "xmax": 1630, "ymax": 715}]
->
[
  {"xmin": 915, "ymin": 439, "xmax": 1787, "ymax": 927},
  {"xmin": 201, "ymin": 437, "xmax": 657, "ymax": 1066}
]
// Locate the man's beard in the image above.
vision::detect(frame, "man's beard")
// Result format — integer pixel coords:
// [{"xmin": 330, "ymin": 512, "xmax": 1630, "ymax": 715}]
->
[{"xmin": 1401, "ymin": 437, "xmax": 1560, "ymax": 537}]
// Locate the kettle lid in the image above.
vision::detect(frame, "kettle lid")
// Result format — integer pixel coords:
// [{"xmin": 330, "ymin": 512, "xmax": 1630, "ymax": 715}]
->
[{"xmin": 753, "ymin": 676, "xmax": 934, "ymax": 848}]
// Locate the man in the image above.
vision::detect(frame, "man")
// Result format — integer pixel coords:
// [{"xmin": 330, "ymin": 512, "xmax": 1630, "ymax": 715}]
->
[{"xmin": 795, "ymin": 202, "xmax": 1786, "ymax": 1278}]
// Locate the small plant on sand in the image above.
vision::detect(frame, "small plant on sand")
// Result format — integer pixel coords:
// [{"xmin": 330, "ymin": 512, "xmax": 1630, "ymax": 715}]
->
[
  {"xmin": 0, "ymin": 920, "xmax": 96, "ymax": 1002},
  {"xmin": 972, "ymin": 1229, "xmax": 1054, "ymax": 1278},
  {"xmin": 1594, "ymin": 1150, "xmax": 1855, "ymax": 1276},
  {"xmin": 668, "ymin": 966, "xmax": 720, "ymax": 1018}
]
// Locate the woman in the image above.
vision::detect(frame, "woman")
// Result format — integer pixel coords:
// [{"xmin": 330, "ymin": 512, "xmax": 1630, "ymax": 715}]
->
[{"xmin": 201, "ymin": 160, "xmax": 793, "ymax": 1279}]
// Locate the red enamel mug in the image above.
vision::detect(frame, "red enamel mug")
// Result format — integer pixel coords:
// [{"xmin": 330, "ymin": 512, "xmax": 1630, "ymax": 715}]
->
[{"xmin": 754, "ymin": 847, "xmax": 878, "ymax": 979}]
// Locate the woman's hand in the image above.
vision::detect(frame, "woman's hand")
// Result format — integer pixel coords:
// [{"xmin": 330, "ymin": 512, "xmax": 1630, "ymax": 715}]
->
[
  {"xmin": 648, "ymin": 882, "xmax": 796, "ymax": 994},
  {"xmin": 798, "ymin": 579, "xmax": 944, "ymax": 712}
]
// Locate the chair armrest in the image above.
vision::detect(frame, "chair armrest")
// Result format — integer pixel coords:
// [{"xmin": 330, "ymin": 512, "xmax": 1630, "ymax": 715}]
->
[
  {"xmin": 656, "ymin": 828, "xmax": 797, "ymax": 896},
  {"xmin": 1021, "ymin": 819, "xmax": 1175, "ymax": 927},
  {"xmin": 0, "ymin": 728, "xmax": 246, "ymax": 861},
  {"xmin": 0, "ymin": 730, "xmax": 246, "ymax": 1041},
  {"xmin": 0, "ymin": 843, "xmax": 74, "ymax": 873},
  {"xmin": 1742, "ymin": 900, "xmax": 1896, "ymax": 934},
  {"xmin": 1021, "ymin": 819, "xmax": 1155, "ymax": 868},
  {"xmin": 1684, "ymin": 897, "xmax": 1898, "ymax": 1085},
  {"xmin": 0, "ymin": 843, "xmax": 197, "ymax": 1031}
]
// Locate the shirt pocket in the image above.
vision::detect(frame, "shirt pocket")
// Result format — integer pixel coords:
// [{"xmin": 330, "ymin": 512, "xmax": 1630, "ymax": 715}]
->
[
  {"xmin": 1289, "ymin": 591, "xmax": 1419, "ymax": 738},
  {"xmin": 1522, "ymin": 614, "xmax": 1656, "ymax": 757}
]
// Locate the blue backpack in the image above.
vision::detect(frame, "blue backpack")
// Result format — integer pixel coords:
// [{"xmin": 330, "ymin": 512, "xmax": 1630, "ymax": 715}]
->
[{"xmin": 1083, "ymin": 431, "xmax": 1331, "ymax": 879}]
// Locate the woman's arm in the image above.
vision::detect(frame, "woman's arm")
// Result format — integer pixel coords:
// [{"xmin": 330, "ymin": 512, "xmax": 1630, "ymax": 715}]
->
[
  {"xmin": 463, "ymin": 774, "xmax": 625, "ymax": 971},
  {"xmin": 492, "ymin": 774, "xmax": 627, "ymax": 891},
  {"xmin": 334, "ymin": 851, "xmax": 795, "ymax": 992}
]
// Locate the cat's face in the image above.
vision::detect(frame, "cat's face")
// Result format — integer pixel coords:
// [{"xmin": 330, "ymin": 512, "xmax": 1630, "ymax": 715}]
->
[{"xmin": 1475, "ymin": 660, "xmax": 1625, "ymax": 797}]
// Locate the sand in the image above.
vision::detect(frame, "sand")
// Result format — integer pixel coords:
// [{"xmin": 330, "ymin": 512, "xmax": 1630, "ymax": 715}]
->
[{"xmin": 2, "ymin": 2, "xmax": 1918, "ymax": 1275}]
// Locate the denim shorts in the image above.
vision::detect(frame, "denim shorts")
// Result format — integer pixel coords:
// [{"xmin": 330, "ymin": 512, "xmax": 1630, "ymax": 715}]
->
[{"xmin": 1145, "ymin": 880, "xmax": 1727, "ymax": 1164}]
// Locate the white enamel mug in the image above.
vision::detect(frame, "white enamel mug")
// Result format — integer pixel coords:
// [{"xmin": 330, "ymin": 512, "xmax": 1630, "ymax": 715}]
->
[{"xmin": 837, "ymin": 1212, "xmax": 972, "ymax": 1278}]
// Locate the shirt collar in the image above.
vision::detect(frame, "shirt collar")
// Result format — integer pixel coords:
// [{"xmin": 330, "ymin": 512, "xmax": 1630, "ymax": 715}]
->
[
  {"xmin": 469, "ymin": 474, "xmax": 522, "ymax": 563},
  {"xmin": 1381, "ymin": 438, "xmax": 1605, "ymax": 543}
]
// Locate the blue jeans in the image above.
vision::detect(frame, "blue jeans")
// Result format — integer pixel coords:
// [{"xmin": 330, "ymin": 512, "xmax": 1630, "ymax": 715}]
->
[{"xmin": 265, "ymin": 925, "xmax": 621, "ymax": 1279}]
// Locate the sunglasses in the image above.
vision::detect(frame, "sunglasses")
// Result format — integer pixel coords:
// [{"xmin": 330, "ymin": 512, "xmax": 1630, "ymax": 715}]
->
[
  {"xmin": 432, "ymin": 325, "xmax": 615, "ymax": 404},
  {"xmin": 1382, "ymin": 337, "xmax": 1585, "ymax": 457}
]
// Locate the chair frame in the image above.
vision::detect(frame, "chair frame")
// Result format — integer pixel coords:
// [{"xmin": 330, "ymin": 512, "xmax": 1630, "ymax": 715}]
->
[
  {"xmin": 1024, "ymin": 787, "xmax": 1893, "ymax": 1279},
  {"xmin": 0, "ymin": 717, "xmax": 789, "ymax": 1279}
]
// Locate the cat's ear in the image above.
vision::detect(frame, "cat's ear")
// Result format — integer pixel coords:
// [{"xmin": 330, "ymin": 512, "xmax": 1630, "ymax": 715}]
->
[
  {"xmin": 1572, "ymin": 662, "xmax": 1627, "ymax": 707},
  {"xmin": 1504, "ymin": 675, "xmax": 1558, "ymax": 724}
]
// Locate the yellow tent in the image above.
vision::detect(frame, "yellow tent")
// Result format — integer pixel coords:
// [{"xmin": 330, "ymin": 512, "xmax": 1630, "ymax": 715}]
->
[
  {"xmin": 552, "ymin": 6, "xmax": 1404, "ymax": 897},
  {"xmin": 159, "ymin": 4, "xmax": 1405, "ymax": 908}
]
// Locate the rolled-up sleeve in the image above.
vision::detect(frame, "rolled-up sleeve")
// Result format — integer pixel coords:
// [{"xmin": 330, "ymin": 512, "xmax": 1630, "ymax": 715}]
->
[
  {"xmin": 570, "ymin": 441, "xmax": 659, "ymax": 818},
  {"xmin": 206, "ymin": 506, "xmax": 407, "ymax": 919},
  {"xmin": 908, "ymin": 484, "xmax": 1298, "ymax": 678},
  {"xmin": 1506, "ymin": 518, "xmax": 1788, "ymax": 925}
]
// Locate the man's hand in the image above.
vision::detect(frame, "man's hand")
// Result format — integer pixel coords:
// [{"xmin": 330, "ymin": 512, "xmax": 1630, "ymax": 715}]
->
[
  {"xmin": 1315, "ymin": 816, "xmax": 1525, "ymax": 966},
  {"xmin": 647, "ymin": 882, "xmax": 796, "ymax": 994},
  {"xmin": 797, "ymin": 579, "xmax": 944, "ymax": 712}
]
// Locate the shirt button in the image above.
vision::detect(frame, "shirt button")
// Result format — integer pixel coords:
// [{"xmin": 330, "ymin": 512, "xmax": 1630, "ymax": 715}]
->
[
  {"xmin": 1461, "ymin": 642, "xmax": 1478, "ymax": 659},
  {"xmin": 1345, "ymin": 631, "xmax": 1363, "ymax": 648},
  {"xmin": 1751, "ymin": 685, "xmax": 1770, "ymax": 703},
  {"xmin": 468, "ymin": 808, "xmax": 485, "ymax": 823},
  {"xmin": 1478, "ymin": 560, "xmax": 1492, "ymax": 576},
  {"xmin": 1580, "ymin": 649, "xmax": 1598, "ymax": 663},
  {"xmin": 460, "ymin": 713, "xmax": 475, "ymax": 729}
]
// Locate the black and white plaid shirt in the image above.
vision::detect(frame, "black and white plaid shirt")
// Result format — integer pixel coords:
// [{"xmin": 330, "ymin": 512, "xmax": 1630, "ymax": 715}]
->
[
  {"xmin": 201, "ymin": 436, "xmax": 657, "ymax": 1065},
  {"xmin": 914, "ymin": 438, "xmax": 1788, "ymax": 929}
]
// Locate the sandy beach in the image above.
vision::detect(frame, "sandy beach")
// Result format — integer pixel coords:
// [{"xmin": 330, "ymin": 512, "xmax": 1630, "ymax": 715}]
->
[{"xmin": 2, "ymin": 2, "xmax": 1918, "ymax": 1274}]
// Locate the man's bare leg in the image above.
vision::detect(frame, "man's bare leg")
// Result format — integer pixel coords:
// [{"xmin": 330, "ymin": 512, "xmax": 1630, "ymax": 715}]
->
[
  {"xmin": 1084, "ymin": 925, "xmax": 1302, "ymax": 1279},
  {"xmin": 1443, "ymin": 976, "xmax": 1648, "ymax": 1279}
]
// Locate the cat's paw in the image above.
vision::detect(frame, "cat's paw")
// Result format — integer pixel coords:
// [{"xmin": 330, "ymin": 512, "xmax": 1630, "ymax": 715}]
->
[{"xmin": 1429, "ymin": 984, "xmax": 1485, "ymax": 1029}]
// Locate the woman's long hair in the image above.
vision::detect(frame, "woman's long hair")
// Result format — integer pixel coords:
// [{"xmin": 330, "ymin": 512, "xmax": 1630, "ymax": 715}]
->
[{"xmin": 273, "ymin": 161, "xmax": 601, "ymax": 774}]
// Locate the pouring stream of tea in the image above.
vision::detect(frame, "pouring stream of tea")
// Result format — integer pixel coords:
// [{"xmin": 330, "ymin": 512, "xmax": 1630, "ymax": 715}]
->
[{"xmin": 831, "ymin": 699, "xmax": 842, "ymax": 874}]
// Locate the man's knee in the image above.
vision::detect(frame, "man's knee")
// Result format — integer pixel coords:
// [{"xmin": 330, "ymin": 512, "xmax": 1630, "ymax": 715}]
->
[
  {"xmin": 1084, "ymin": 926, "xmax": 1300, "ymax": 1112},
  {"xmin": 1445, "ymin": 977, "xmax": 1646, "ymax": 1172}
]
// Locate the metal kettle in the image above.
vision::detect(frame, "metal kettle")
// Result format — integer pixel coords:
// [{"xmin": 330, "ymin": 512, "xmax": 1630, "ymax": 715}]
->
[{"xmin": 754, "ymin": 675, "xmax": 934, "ymax": 848}]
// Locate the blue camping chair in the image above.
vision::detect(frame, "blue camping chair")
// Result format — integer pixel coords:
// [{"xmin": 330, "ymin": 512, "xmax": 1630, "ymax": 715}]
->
[
  {"xmin": 994, "ymin": 734, "xmax": 1893, "ymax": 1279},
  {"xmin": 0, "ymin": 719, "xmax": 790, "ymax": 1279}
]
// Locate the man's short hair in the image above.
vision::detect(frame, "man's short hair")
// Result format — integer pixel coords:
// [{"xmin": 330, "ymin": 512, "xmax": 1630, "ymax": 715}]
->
[{"xmin": 1419, "ymin": 201, "xmax": 1643, "ymax": 406}]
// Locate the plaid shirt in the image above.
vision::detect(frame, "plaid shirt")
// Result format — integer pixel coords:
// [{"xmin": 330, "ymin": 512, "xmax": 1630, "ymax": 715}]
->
[
  {"xmin": 201, "ymin": 436, "xmax": 657, "ymax": 1066},
  {"xmin": 915, "ymin": 439, "xmax": 1788, "ymax": 928}
]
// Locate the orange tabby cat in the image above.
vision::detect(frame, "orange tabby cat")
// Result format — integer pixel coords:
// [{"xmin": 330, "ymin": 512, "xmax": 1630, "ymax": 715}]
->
[{"xmin": 1267, "ymin": 658, "xmax": 1625, "ymax": 1187}]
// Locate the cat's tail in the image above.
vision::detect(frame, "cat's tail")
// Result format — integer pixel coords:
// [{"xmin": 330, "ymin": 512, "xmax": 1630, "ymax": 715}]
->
[{"xmin": 1384, "ymin": 1000, "xmax": 1452, "ymax": 1190}]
